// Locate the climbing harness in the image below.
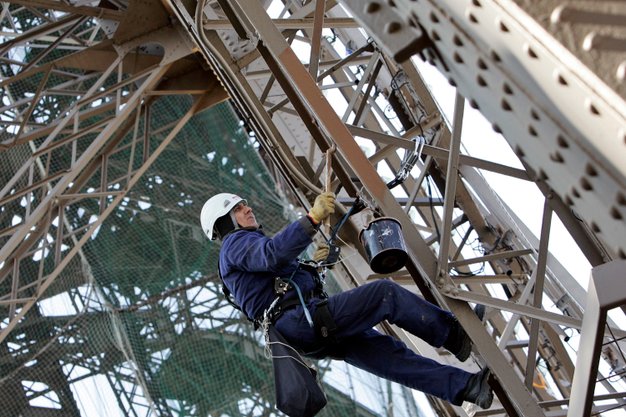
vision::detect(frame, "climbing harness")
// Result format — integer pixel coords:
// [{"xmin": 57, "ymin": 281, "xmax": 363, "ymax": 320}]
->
[{"xmin": 262, "ymin": 262, "xmax": 329, "ymax": 326}]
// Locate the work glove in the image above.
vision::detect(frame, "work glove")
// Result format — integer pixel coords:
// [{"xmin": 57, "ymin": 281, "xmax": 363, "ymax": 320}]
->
[
  {"xmin": 308, "ymin": 192, "xmax": 336, "ymax": 224},
  {"xmin": 312, "ymin": 244, "xmax": 329, "ymax": 262}
]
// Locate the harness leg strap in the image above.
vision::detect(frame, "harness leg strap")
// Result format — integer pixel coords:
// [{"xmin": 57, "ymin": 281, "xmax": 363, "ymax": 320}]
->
[{"xmin": 313, "ymin": 299, "xmax": 337, "ymax": 341}]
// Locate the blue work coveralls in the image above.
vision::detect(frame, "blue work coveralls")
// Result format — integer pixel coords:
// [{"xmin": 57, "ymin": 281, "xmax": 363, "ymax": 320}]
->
[{"xmin": 219, "ymin": 216, "xmax": 472, "ymax": 405}]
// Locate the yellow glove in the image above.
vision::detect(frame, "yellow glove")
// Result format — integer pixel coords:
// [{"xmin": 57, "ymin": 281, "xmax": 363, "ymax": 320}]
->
[
  {"xmin": 308, "ymin": 192, "xmax": 336, "ymax": 224},
  {"xmin": 312, "ymin": 244, "xmax": 329, "ymax": 262}
]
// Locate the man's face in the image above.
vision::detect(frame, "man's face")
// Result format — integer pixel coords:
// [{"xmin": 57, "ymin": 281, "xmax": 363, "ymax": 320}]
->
[{"xmin": 232, "ymin": 201, "xmax": 259, "ymax": 229}]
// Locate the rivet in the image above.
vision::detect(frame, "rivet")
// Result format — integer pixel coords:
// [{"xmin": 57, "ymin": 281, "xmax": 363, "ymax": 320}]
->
[
  {"xmin": 610, "ymin": 207, "xmax": 623, "ymax": 220},
  {"xmin": 585, "ymin": 164, "xmax": 598, "ymax": 177},
  {"xmin": 557, "ymin": 135, "xmax": 569, "ymax": 148},
  {"xmin": 550, "ymin": 152, "xmax": 564, "ymax": 162},
  {"xmin": 385, "ymin": 21, "xmax": 402, "ymax": 34},
  {"xmin": 587, "ymin": 101, "xmax": 600, "ymax": 116},
  {"xmin": 365, "ymin": 2, "xmax": 381, "ymax": 13},
  {"xmin": 580, "ymin": 177, "xmax": 593, "ymax": 191},
  {"xmin": 530, "ymin": 109, "xmax": 540, "ymax": 120}
]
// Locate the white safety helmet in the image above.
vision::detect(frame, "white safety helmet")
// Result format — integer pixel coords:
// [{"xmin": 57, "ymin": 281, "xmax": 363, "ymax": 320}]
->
[{"xmin": 200, "ymin": 193, "xmax": 247, "ymax": 240}]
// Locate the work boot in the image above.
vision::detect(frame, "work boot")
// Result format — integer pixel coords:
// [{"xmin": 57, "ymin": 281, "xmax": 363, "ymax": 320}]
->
[
  {"xmin": 444, "ymin": 319, "xmax": 471, "ymax": 361},
  {"xmin": 459, "ymin": 367, "xmax": 493, "ymax": 409},
  {"xmin": 443, "ymin": 304, "xmax": 485, "ymax": 362},
  {"xmin": 443, "ymin": 305, "xmax": 486, "ymax": 362}
]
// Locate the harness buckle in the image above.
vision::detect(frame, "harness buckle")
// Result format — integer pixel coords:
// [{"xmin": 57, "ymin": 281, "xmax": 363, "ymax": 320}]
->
[{"xmin": 274, "ymin": 277, "xmax": 291, "ymax": 295}]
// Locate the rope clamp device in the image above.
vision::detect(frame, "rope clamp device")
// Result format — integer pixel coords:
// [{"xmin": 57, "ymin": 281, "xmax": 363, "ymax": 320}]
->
[
  {"xmin": 319, "ymin": 195, "xmax": 368, "ymax": 267},
  {"xmin": 323, "ymin": 245, "xmax": 341, "ymax": 265}
]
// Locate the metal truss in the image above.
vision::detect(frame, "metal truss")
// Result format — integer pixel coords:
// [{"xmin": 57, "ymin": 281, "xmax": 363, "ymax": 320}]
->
[
  {"xmin": 0, "ymin": 0, "xmax": 227, "ymax": 343},
  {"xmin": 1, "ymin": 1, "xmax": 625, "ymax": 417}
]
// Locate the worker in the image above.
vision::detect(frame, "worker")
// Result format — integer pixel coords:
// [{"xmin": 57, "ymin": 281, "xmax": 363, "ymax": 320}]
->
[{"xmin": 200, "ymin": 191, "xmax": 494, "ymax": 409}]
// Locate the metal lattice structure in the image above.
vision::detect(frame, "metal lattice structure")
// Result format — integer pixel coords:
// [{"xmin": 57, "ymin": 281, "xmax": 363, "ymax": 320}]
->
[{"xmin": 1, "ymin": 1, "xmax": 625, "ymax": 417}]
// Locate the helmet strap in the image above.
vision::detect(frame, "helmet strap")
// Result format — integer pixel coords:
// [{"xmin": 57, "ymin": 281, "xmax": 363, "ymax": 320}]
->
[{"xmin": 229, "ymin": 211, "xmax": 240, "ymax": 228}]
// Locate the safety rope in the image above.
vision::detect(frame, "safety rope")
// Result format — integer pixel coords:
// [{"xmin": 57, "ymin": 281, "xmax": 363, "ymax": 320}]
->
[
  {"xmin": 261, "ymin": 318, "xmax": 313, "ymax": 370},
  {"xmin": 286, "ymin": 276, "xmax": 314, "ymax": 327}
]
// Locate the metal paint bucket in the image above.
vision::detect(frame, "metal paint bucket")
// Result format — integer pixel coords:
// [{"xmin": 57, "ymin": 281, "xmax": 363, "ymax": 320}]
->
[{"xmin": 359, "ymin": 217, "xmax": 408, "ymax": 274}]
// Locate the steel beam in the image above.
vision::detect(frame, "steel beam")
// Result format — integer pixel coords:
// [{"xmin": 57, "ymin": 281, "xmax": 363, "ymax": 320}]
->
[
  {"xmin": 438, "ymin": 92, "xmax": 464, "ymax": 274},
  {"xmin": 373, "ymin": 0, "xmax": 626, "ymax": 258},
  {"xmin": 568, "ymin": 260, "xmax": 626, "ymax": 417}
]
